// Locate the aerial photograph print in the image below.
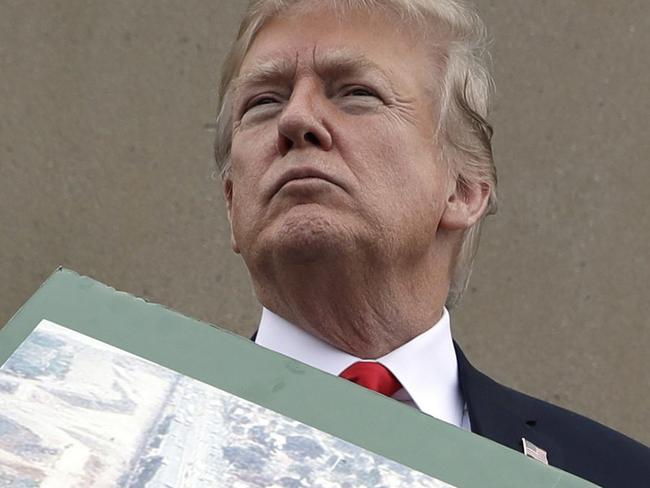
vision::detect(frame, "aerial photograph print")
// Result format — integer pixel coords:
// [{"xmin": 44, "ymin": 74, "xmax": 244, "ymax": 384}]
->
[{"xmin": 0, "ymin": 320, "xmax": 451, "ymax": 488}]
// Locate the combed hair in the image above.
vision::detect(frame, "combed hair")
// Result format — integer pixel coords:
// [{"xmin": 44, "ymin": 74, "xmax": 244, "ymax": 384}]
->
[{"xmin": 214, "ymin": 0, "xmax": 497, "ymax": 308}]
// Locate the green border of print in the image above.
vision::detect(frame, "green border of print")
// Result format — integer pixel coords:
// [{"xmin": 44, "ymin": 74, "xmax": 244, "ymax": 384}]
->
[{"xmin": 0, "ymin": 268, "xmax": 598, "ymax": 488}]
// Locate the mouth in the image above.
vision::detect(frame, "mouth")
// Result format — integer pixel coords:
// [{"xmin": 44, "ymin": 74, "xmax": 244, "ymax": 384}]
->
[{"xmin": 270, "ymin": 167, "xmax": 343, "ymax": 198}]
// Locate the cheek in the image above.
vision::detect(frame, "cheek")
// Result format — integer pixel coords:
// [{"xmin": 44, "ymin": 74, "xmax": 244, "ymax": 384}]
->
[
  {"xmin": 228, "ymin": 131, "xmax": 277, "ymax": 231},
  {"xmin": 378, "ymin": 122, "xmax": 443, "ymax": 196},
  {"xmin": 230, "ymin": 130, "xmax": 274, "ymax": 184},
  {"xmin": 355, "ymin": 126, "xmax": 437, "ymax": 190},
  {"xmin": 228, "ymin": 185, "xmax": 259, "ymax": 253},
  {"xmin": 228, "ymin": 145, "xmax": 257, "ymax": 227},
  {"xmin": 351, "ymin": 124, "xmax": 448, "ymax": 223}
]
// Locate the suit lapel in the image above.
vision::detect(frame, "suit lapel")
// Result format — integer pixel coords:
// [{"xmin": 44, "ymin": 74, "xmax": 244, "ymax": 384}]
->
[{"xmin": 455, "ymin": 343, "xmax": 565, "ymax": 466}]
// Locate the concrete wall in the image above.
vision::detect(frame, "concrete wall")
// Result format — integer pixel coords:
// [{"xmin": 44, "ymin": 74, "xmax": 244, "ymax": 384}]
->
[{"xmin": 1, "ymin": 1, "xmax": 648, "ymax": 445}]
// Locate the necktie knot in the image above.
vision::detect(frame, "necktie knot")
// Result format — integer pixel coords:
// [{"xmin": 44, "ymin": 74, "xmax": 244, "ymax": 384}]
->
[{"xmin": 339, "ymin": 361, "xmax": 402, "ymax": 397}]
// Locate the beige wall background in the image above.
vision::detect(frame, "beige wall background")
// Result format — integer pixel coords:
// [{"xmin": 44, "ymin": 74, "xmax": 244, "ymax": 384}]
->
[{"xmin": 1, "ymin": 1, "xmax": 648, "ymax": 445}]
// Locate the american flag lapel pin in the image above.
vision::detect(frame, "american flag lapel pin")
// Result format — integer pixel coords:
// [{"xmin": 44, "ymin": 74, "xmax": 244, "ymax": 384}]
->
[{"xmin": 522, "ymin": 438, "xmax": 549, "ymax": 465}]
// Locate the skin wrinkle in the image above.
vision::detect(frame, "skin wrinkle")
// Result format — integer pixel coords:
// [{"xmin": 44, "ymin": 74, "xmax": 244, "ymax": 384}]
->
[
  {"xmin": 227, "ymin": 5, "xmax": 447, "ymax": 135},
  {"xmin": 226, "ymin": 7, "xmax": 487, "ymax": 358},
  {"xmin": 385, "ymin": 99, "xmax": 423, "ymax": 136},
  {"xmin": 217, "ymin": 2, "xmax": 497, "ymax": 317},
  {"xmin": 233, "ymin": 49, "xmax": 405, "ymax": 121},
  {"xmin": 228, "ymin": 42, "xmax": 446, "ymax": 175},
  {"xmin": 276, "ymin": 258, "xmax": 420, "ymax": 356}
]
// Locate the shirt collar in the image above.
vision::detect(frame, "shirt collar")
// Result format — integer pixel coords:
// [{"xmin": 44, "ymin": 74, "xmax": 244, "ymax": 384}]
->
[{"xmin": 254, "ymin": 307, "xmax": 464, "ymax": 427}]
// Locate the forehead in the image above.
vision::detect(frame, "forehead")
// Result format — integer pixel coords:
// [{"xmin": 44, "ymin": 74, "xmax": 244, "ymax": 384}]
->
[
  {"xmin": 236, "ymin": 7, "xmax": 434, "ymax": 91},
  {"xmin": 235, "ymin": 48, "xmax": 397, "ymax": 91}
]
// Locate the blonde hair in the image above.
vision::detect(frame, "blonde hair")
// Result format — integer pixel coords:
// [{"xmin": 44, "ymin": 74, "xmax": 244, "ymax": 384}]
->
[{"xmin": 214, "ymin": 0, "xmax": 497, "ymax": 307}]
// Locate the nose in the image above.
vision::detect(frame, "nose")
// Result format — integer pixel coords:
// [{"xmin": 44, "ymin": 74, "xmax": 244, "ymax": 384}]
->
[{"xmin": 276, "ymin": 80, "xmax": 333, "ymax": 156}]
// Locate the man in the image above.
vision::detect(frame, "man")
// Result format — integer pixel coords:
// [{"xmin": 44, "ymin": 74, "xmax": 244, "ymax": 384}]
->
[{"xmin": 213, "ymin": 1, "xmax": 649, "ymax": 486}]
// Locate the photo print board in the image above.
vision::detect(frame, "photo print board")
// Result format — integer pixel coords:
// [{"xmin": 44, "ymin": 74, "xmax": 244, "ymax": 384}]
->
[{"xmin": 0, "ymin": 268, "xmax": 598, "ymax": 487}]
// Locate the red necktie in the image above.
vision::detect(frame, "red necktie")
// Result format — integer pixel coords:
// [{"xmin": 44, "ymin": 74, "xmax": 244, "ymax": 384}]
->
[{"xmin": 339, "ymin": 362, "xmax": 402, "ymax": 397}]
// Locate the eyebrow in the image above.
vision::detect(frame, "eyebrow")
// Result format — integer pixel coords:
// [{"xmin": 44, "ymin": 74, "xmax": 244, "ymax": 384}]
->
[
  {"xmin": 232, "ymin": 49, "xmax": 396, "ymax": 94},
  {"xmin": 233, "ymin": 56, "xmax": 297, "ymax": 93}
]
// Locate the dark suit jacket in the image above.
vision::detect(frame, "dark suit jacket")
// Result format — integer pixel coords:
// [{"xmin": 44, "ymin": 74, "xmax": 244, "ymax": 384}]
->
[{"xmin": 455, "ymin": 344, "xmax": 650, "ymax": 487}]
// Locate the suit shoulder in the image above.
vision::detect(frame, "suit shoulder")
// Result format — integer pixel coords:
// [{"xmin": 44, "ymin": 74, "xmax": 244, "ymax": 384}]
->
[
  {"xmin": 455, "ymin": 344, "xmax": 650, "ymax": 487},
  {"xmin": 492, "ymin": 375, "xmax": 650, "ymax": 483},
  {"xmin": 503, "ymin": 378, "xmax": 645, "ymax": 446}
]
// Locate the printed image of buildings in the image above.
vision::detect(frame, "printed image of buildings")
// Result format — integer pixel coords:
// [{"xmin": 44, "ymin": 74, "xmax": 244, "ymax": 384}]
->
[{"xmin": 0, "ymin": 320, "xmax": 453, "ymax": 487}]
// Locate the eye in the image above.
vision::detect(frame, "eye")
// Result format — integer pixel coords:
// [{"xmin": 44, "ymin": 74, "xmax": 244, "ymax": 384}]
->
[
  {"xmin": 244, "ymin": 95, "xmax": 280, "ymax": 113},
  {"xmin": 342, "ymin": 86, "xmax": 378, "ymax": 98}
]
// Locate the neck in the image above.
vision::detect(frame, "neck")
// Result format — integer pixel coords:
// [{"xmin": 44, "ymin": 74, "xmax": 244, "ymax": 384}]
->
[{"xmin": 251, "ymin": 252, "xmax": 450, "ymax": 358}]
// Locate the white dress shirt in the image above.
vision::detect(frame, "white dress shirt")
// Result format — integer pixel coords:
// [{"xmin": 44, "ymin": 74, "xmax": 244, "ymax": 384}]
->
[{"xmin": 255, "ymin": 307, "xmax": 470, "ymax": 430}]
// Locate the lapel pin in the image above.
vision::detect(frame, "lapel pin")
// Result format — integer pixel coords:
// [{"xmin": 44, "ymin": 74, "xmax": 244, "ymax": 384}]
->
[{"xmin": 522, "ymin": 438, "xmax": 549, "ymax": 465}]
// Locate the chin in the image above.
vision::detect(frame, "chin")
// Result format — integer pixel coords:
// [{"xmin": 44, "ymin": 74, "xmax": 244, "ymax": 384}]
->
[{"xmin": 270, "ymin": 206, "xmax": 352, "ymax": 263}]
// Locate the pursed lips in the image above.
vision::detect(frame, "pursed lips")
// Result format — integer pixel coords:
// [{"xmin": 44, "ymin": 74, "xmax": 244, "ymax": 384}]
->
[{"xmin": 269, "ymin": 167, "xmax": 344, "ymax": 199}]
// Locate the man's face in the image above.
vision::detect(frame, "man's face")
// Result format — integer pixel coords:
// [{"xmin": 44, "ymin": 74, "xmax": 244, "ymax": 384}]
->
[{"xmin": 226, "ymin": 7, "xmax": 457, "ymax": 272}]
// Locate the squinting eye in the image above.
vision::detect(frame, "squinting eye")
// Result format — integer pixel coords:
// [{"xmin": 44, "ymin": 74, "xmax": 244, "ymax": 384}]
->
[
  {"xmin": 245, "ymin": 96, "xmax": 279, "ymax": 112},
  {"xmin": 343, "ymin": 87, "xmax": 376, "ymax": 98}
]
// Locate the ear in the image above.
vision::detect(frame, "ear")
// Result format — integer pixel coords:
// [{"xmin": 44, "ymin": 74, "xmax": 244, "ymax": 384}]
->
[
  {"xmin": 223, "ymin": 177, "xmax": 240, "ymax": 254},
  {"xmin": 439, "ymin": 178, "xmax": 491, "ymax": 231}
]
